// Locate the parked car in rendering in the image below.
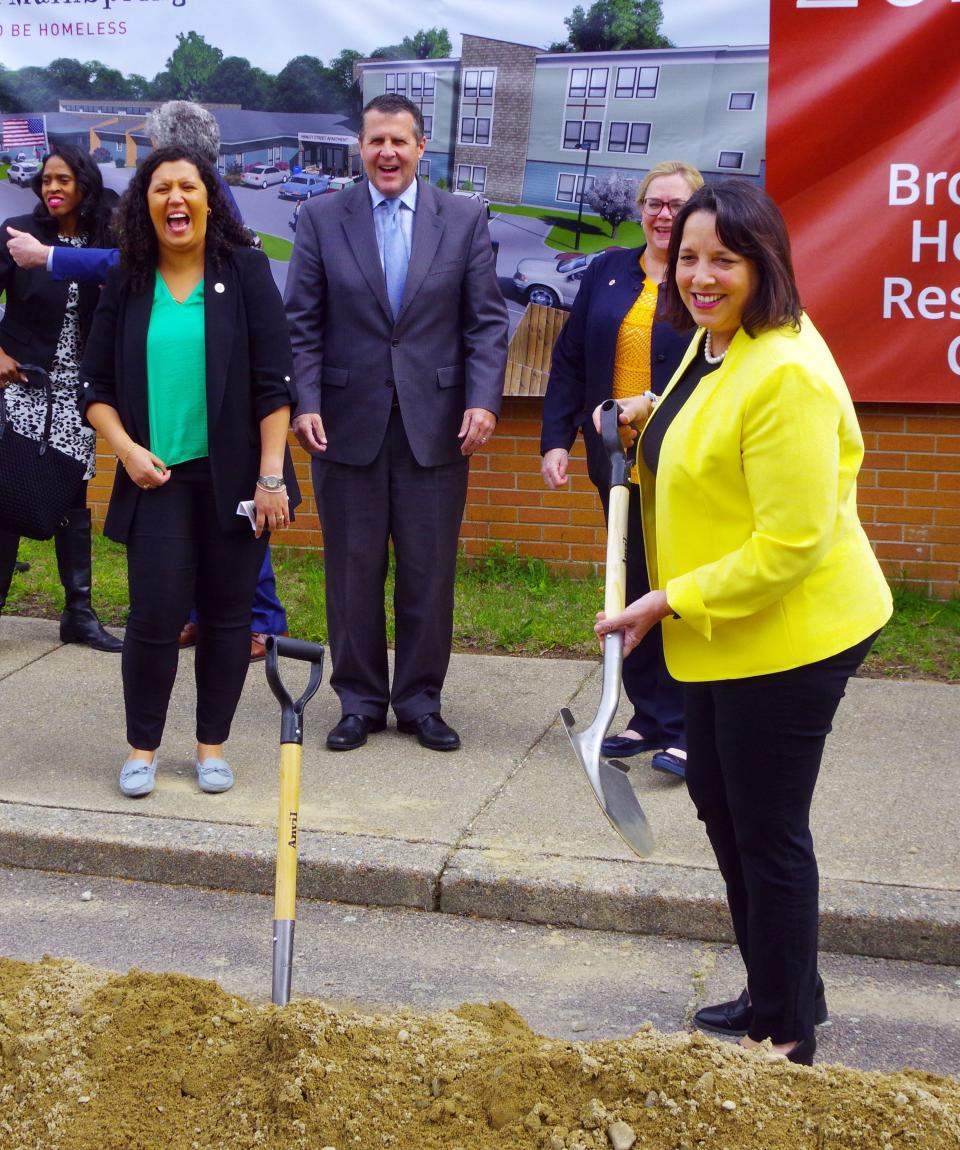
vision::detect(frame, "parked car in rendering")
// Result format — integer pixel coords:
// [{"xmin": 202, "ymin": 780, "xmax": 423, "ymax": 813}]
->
[
  {"xmin": 453, "ymin": 189, "xmax": 492, "ymax": 217},
  {"xmin": 7, "ymin": 161, "xmax": 41, "ymax": 187},
  {"xmin": 279, "ymin": 173, "xmax": 329, "ymax": 200},
  {"xmin": 241, "ymin": 163, "xmax": 287, "ymax": 189},
  {"xmin": 325, "ymin": 175, "xmax": 360, "ymax": 192},
  {"xmin": 513, "ymin": 249, "xmax": 610, "ymax": 309}
]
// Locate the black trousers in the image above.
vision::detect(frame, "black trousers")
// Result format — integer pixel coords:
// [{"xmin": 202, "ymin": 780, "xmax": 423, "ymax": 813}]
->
[
  {"xmin": 599, "ymin": 482, "xmax": 685, "ymax": 748},
  {"xmin": 123, "ymin": 459, "xmax": 267, "ymax": 749},
  {"xmin": 313, "ymin": 407, "xmax": 469, "ymax": 722},
  {"xmin": 683, "ymin": 633, "xmax": 876, "ymax": 1043}
]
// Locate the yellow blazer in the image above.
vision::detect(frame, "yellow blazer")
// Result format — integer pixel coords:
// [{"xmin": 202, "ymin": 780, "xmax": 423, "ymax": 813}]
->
[{"xmin": 637, "ymin": 316, "xmax": 892, "ymax": 682}]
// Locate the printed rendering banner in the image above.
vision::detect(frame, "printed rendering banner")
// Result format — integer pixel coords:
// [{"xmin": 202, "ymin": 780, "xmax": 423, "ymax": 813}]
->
[{"xmin": 767, "ymin": 1, "xmax": 960, "ymax": 404}]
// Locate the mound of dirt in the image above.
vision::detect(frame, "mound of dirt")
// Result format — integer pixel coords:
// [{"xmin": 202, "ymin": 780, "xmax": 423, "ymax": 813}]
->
[{"xmin": 1, "ymin": 956, "xmax": 958, "ymax": 1149}]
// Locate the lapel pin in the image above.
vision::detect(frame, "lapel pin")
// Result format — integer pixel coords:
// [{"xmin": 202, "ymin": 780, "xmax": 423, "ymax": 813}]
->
[
  {"xmin": 214, "ymin": 282, "xmax": 225, "ymax": 293},
  {"xmin": 608, "ymin": 279, "xmax": 616, "ymax": 286}
]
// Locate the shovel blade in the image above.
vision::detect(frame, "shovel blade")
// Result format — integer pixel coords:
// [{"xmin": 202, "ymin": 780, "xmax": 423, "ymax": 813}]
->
[{"xmin": 561, "ymin": 707, "xmax": 655, "ymax": 858}]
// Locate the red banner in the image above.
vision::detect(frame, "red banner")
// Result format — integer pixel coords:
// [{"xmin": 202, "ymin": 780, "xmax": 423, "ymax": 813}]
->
[{"xmin": 767, "ymin": 0, "xmax": 960, "ymax": 403}]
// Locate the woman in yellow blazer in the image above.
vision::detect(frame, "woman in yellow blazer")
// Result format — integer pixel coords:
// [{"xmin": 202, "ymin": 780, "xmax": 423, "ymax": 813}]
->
[{"xmin": 596, "ymin": 181, "xmax": 891, "ymax": 1066}]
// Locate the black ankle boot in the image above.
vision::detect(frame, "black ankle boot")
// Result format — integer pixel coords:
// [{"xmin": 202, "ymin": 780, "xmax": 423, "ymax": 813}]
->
[
  {"xmin": 54, "ymin": 508, "xmax": 123, "ymax": 653},
  {"xmin": 0, "ymin": 529, "xmax": 19, "ymax": 617}
]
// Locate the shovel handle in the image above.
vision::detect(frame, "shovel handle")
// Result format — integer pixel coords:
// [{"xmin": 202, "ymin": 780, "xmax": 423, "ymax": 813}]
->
[
  {"xmin": 264, "ymin": 635, "xmax": 325, "ymax": 746},
  {"xmin": 274, "ymin": 742, "xmax": 301, "ymax": 920},
  {"xmin": 604, "ymin": 484, "xmax": 628, "ymax": 616}
]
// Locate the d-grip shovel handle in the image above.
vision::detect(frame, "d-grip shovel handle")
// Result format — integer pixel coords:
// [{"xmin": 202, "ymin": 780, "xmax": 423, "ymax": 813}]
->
[{"xmin": 264, "ymin": 635, "xmax": 325, "ymax": 745}]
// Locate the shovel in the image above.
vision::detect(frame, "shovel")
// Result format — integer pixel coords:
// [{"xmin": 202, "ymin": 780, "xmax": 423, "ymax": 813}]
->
[
  {"xmin": 264, "ymin": 634, "xmax": 325, "ymax": 1006},
  {"xmin": 560, "ymin": 399, "xmax": 655, "ymax": 858}
]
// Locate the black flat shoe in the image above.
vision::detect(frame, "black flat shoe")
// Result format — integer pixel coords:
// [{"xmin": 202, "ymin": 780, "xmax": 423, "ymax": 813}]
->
[
  {"xmin": 397, "ymin": 712, "xmax": 460, "ymax": 751},
  {"xmin": 326, "ymin": 713, "xmax": 386, "ymax": 751},
  {"xmin": 600, "ymin": 733, "xmax": 662, "ymax": 757},
  {"xmin": 694, "ymin": 979, "xmax": 828, "ymax": 1036},
  {"xmin": 784, "ymin": 1035, "xmax": 816, "ymax": 1066}
]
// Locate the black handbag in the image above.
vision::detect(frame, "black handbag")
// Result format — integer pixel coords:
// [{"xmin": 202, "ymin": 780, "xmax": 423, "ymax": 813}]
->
[{"xmin": 0, "ymin": 363, "xmax": 86, "ymax": 541}]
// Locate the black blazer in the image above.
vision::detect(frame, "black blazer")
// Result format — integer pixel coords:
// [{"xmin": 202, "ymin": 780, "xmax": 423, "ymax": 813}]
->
[
  {"xmin": 540, "ymin": 245, "xmax": 694, "ymax": 490},
  {"xmin": 0, "ymin": 213, "xmax": 102, "ymax": 368},
  {"xmin": 79, "ymin": 245, "xmax": 299, "ymax": 543}
]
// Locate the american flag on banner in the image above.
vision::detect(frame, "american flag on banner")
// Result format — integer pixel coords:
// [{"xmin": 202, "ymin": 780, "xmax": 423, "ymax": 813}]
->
[{"xmin": 3, "ymin": 116, "xmax": 47, "ymax": 150}]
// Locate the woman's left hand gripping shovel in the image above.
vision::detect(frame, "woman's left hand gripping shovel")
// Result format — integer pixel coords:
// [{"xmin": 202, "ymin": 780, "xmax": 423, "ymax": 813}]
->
[
  {"xmin": 264, "ymin": 634, "xmax": 325, "ymax": 1006},
  {"xmin": 560, "ymin": 399, "xmax": 655, "ymax": 858}
]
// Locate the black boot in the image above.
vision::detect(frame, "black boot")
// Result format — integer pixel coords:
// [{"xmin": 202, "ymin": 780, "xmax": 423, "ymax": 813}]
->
[
  {"xmin": 0, "ymin": 529, "xmax": 19, "ymax": 616},
  {"xmin": 54, "ymin": 508, "xmax": 123, "ymax": 652}
]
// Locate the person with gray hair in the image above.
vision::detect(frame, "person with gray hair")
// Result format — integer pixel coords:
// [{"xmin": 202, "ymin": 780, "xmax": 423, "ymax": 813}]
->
[{"xmin": 145, "ymin": 101, "xmax": 221, "ymax": 166}]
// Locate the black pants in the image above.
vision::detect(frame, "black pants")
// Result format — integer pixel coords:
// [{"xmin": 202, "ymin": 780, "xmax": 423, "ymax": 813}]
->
[
  {"xmin": 123, "ymin": 459, "xmax": 267, "ymax": 749},
  {"xmin": 683, "ymin": 633, "xmax": 876, "ymax": 1043},
  {"xmin": 599, "ymin": 482, "xmax": 685, "ymax": 748},
  {"xmin": 313, "ymin": 407, "xmax": 468, "ymax": 722}
]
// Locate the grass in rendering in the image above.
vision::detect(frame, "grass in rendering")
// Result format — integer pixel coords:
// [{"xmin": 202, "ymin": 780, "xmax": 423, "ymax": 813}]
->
[
  {"xmin": 256, "ymin": 232, "xmax": 294, "ymax": 261},
  {"xmin": 490, "ymin": 202, "xmax": 646, "ymax": 253}
]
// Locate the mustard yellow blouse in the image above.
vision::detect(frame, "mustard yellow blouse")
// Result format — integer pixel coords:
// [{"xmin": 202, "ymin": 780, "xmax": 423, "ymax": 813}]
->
[{"xmin": 611, "ymin": 273, "xmax": 658, "ymax": 400}]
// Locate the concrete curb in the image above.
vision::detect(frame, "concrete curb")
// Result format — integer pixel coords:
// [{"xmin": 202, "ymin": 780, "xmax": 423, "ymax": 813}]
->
[{"xmin": 4, "ymin": 801, "xmax": 957, "ymax": 965}]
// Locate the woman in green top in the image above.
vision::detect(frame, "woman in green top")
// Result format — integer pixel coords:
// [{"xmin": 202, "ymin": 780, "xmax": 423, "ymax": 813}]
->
[{"xmin": 81, "ymin": 146, "xmax": 300, "ymax": 799}]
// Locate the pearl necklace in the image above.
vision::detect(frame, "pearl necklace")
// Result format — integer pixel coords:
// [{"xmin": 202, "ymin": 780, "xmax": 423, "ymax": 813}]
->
[{"xmin": 703, "ymin": 331, "xmax": 728, "ymax": 365}]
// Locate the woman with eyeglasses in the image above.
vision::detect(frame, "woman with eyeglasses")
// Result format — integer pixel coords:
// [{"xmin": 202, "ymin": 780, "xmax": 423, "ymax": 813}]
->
[
  {"xmin": 595, "ymin": 181, "xmax": 892, "ymax": 1064},
  {"xmin": 541, "ymin": 160, "xmax": 702, "ymax": 778}
]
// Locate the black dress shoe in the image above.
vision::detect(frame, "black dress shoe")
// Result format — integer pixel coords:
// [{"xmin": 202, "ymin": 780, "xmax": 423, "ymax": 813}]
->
[
  {"xmin": 326, "ymin": 713, "xmax": 386, "ymax": 751},
  {"xmin": 694, "ymin": 979, "xmax": 828, "ymax": 1036},
  {"xmin": 397, "ymin": 712, "xmax": 460, "ymax": 751}
]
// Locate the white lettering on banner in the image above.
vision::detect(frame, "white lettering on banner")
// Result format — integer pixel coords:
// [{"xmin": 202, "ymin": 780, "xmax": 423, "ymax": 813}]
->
[
  {"xmin": 889, "ymin": 164, "xmax": 960, "ymax": 206},
  {"xmin": 883, "ymin": 279, "xmax": 960, "ymax": 319},
  {"xmin": 912, "ymin": 220, "xmax": 960, "ymax": 263},
  {"xmin": 949, "ymin": 336, "xmax": 960, "ymax": 377}
]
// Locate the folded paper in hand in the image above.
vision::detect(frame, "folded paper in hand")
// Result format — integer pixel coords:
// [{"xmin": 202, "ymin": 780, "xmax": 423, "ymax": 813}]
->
[{"xmin": 236, "ymin": 500, "xmax": 257, "ymax": 530}]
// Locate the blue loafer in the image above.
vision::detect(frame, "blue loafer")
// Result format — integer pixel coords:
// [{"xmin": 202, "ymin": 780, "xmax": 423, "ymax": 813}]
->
[
  {"xmin": 600, "ymin": 733, "xmax": 663, "ymax": 758},
  {"xmin": 651, "ymin": 750, "xmax": 686, "ymax": 779},
  {"xmin": 195, "ymin": 756, "xmax": 234, "ymax": 794},
  {"xmin": 119, "ymin": 754, "xmax": 158, "ymax": 798}
]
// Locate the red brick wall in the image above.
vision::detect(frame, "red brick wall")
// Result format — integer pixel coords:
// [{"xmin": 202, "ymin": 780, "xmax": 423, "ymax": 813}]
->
[{"xmin": 88, "ymin": 400, "xmax": 960, "ymax": 599}]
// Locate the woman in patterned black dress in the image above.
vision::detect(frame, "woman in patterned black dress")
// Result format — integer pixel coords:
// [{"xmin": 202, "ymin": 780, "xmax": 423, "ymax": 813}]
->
[{"xmin": 0, "ymin": 145, "xmax": 122, "ymax": 650}]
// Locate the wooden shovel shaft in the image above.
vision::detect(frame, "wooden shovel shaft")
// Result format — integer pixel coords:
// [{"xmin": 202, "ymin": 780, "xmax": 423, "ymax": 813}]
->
[
  {"xmin": 604, "ymin": 484, "xmax": 629, "ymax": 617},
  {"xmin": 274, "ymin": 743, "xmax": 301, "ymax": 921}
]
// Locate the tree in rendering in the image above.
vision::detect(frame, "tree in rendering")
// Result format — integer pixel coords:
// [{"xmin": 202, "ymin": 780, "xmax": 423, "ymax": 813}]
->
[{"xmin": 586, "ymin": 173, "xmax": 640, "ymax": 240}]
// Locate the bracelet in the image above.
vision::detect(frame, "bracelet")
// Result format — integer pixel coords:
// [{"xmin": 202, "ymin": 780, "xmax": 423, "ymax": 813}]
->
[
  {"xmin": 120, "ymin": 444, "xmax": 136, "ymax": 467},
  {"xmin": 256, "ymin": 478, "xmax": 287, "ymax": 493}
]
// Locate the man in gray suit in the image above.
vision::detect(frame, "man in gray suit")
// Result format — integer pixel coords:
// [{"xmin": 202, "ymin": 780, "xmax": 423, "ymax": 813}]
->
[{"xmin": 286, "ymin": 94, "xmax": 508, "ymax": 752}]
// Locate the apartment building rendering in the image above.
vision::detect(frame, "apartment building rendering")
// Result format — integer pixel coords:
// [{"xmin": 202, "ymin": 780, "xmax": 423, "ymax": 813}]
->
[{"xmin": 359, "ymin": 35, "xmax": 768, "ymax": 205}]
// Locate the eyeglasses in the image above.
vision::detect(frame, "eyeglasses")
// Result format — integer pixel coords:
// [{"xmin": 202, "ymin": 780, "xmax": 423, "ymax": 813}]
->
[{"xmin": 641, "ymin": 198, "xmax": 687, "ymax": 216}]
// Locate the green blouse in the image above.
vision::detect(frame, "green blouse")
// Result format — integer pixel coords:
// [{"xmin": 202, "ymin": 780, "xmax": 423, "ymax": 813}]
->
[{"xmin": 146, "ymin": 272, "xmax": 208, "ymax": 466}]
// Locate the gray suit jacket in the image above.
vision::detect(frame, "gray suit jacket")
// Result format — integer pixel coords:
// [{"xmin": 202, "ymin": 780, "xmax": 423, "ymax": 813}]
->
[{"xmin": 284, "ymin": 178, "xmax": 508, "ymax": 468}]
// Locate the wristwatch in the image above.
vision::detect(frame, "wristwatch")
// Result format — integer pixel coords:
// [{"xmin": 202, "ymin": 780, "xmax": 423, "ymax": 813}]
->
[{"xmin": 257, "ymin": 474, "xmax": 286, "ymax": 491}]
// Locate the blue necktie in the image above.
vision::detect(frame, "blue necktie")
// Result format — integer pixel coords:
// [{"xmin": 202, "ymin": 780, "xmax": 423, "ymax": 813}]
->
[{"xmin": 382, "ymin": 198, "xmax": 408, "ymax": 318}]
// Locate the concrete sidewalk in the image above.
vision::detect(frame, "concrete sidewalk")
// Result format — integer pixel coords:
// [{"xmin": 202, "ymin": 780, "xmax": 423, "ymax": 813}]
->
[{"xmin": 1, "ymin": 615, "xmax": 957, "ymax": 965}]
